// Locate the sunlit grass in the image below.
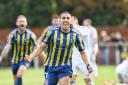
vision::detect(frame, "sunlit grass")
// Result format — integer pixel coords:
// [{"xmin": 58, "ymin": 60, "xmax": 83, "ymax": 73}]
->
[{"xmin": 0, "ymin": 65, "xmax": 117, "ymax": 85}]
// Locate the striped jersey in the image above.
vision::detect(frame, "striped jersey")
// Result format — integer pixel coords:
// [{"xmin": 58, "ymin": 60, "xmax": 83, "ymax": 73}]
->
[
  {"xmin": 42, "ymin": 26, "xmax": 85, "ymax": 71},
  {"xmin": 7, "ymin": 28, "xmax": 37, "ymax": 64},
  {"xmin": 40, "ymin": 25, "xmax": 59, "ymax": 65}
]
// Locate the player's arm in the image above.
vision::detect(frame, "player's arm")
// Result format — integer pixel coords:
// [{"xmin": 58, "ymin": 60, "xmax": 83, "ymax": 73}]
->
[
  {"xmin": 72, "ymin": 22, "xmax": 84, "ymax": 36},
  {"xmin": 39, "ymin": 51, "xmax": 46, "ymax": 63},
  {"xmin": 0, "ymin": 44, "xmax": 11, "ymax": 62},
  {"xmin": 0, "ymin": 31, "xmax": 13, "ymax": 62},
  {"xmin": 80, "ymin": 50, "xmax": 90, "ymax": 64},
  {"xmin": 24, "ymin": 42, "xmax": 47, "ymax": 62},
  {"xmin": 25, "ymin": 29, "xmax": 52, "ymax": 62},
  {"xmin": 75, "ymin": 35, "xmax": 92, "ymax": 73},
  {"xmin": 37, "ymin": 28, "xmax": 49, "ymax": 44}
]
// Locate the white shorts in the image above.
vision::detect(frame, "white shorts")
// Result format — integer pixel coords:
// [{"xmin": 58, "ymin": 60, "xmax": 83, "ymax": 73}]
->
[
  {"xmin": 90, "ymin": 61, "xmax": 98, "ymax": 77},
  {"xmin": 72, "ymin": 62, "xmax": 91, "ymax": 78}
]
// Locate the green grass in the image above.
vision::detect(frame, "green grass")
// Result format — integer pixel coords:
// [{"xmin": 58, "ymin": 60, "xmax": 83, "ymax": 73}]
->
[{"xmin": 0, "ymin": 65, "xmax": 117, "ymax": 85}]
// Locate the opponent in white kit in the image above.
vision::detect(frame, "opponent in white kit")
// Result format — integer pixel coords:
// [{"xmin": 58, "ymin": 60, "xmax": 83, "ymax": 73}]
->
[
  {"xmin": 83, "ymin": 19, "xmax": 99, "ymax": 79},
  {"xmin": 70, "ymin": 16, "xmax": 95, "ymax": 85}
]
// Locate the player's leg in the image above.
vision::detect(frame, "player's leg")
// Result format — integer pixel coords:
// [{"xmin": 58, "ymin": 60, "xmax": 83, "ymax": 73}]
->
[
  {"xmin": 47, "ymin": 71, "xmax": 58, "ymax": 85},
  {"xmin": 70, "ymin": 75, "xmax": 77, "ymax": 85},
  {"xmin": 12, "ymin": 64, "xmax": 19, "ymax": 85},
  {"xmin": 78, "ymin": 62, "xmax": 95, "ymax": 85},
  {"xmin": 90, "ymin": 55, "xmax": 98, "ymax": 79},
  {"xmin": 59, "ymin": 76, "xmax": 70, "ymax": 85},
  {"xmin": 15, "ymin": 61, "xmax": 30, "ymax": 85},
  {"xmin": 58, "ymin": 66, "xmax": 73, "ymax": 85},
  {"xmin": 91, "ymin": 62, "xmax": 98, "ymax": 79},
  {"xmin": 70, "ymin": 63, "xmax": 78, "ymax": 85}
]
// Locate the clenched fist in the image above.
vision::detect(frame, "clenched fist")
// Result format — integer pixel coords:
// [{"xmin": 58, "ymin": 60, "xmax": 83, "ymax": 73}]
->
[
  {"xmin": 24, "ymin": 55, "xmax": 32, "ymax": 62},
  {"xmin": 87, "ymin": 64, "xmax": 93, "ymax": 73}
]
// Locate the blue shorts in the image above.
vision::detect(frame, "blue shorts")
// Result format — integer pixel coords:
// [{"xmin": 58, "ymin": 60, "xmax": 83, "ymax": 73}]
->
[
  {"xmin": 47, "ymin": 66, "xmax": 72, "ymax": 85},
  {"xmin": 12, "ymin": 60, "xmax": 30, "ymax": 75}
]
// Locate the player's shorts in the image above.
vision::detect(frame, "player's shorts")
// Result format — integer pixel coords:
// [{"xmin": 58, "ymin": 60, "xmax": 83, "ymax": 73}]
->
[
  {"xmin": 47, "ymin": 66, "xmax": 72, "ymax": 85},
  {"xmin": 72, "ymin": 62, "xmax": 91, "ymax": 78},
  {"xmin": 12, "ymin": 60, "xmax": 31, "ymax": 75}
]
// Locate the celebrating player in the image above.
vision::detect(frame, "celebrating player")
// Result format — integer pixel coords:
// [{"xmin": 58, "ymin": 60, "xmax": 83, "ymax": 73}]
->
[
  {"xmin": 0, "ymin": 15, "xmax": 37, "ymax": 85},
  {"xmin": 24, "ymin": 11, "xmax": 93, "ymax": 85}
]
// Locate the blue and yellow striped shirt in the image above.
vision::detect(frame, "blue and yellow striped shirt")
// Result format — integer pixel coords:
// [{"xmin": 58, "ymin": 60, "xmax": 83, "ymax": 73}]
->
[
  {"xmin": 43, "ymin": 26, "xmax": 85, "ymax": 71},
  {"xmin": 7, "ymin": 28, "xmax": 37, "ymax": 64},
  {"xmin": 41, "ymin": 25, "xmax": 59, "ymax": 65}
]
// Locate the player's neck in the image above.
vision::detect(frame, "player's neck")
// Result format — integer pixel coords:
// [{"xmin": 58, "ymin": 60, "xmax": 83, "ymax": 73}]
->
[{"xmin": 61, "ymin": 27, "xmax": 70, "ymax": 33}]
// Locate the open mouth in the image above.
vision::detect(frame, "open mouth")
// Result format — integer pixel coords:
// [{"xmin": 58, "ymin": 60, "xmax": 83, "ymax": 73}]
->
[
  {"xmin": 20, "ymin": 24, "xmax": 24, "ymax": 27},
  {"xmin": 63, "ymin": 22, "xmax": 69, "ymax": 25}
]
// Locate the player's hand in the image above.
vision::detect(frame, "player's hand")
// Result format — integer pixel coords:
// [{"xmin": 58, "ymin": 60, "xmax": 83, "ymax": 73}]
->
[
  {"xmin": 24, "ymin": 55, "xmax": 32, "ymax": 62},
  {"xmin": 87, "ymin": 64, "xmax": 93, "ymax": 73}
]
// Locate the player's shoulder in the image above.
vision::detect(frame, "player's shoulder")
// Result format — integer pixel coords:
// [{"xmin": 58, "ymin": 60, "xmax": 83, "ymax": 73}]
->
[
  {"xmin": 71, "ymin": 28, "xmax": 79, "ymax": 36},
  {"xmin": 26, "ymin": 28, "xmax": 34, "ymax": 34},
  {"xmin": 26, "ymin": 28, "xmax": 36, "ymax": 36},
  {"xmin": 90, "ymin": 26, "xmax": 97, "ymax": 31},
  {"xmin": 10, "ymin": 28, "xmax": 18, "ymax": 35},
  {"xmin": 47, "ymin": 25, "xmax": 60, "ymax": 31}
]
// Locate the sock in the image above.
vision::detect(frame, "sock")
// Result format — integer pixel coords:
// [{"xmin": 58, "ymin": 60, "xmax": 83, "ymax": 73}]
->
[
  {"xmin": 70, "ymin": 81, "xmax": 76, "ymax": 85},
  {"xmin": 15, "ymin": 77, "xmax": 22, "ymax": 85}
]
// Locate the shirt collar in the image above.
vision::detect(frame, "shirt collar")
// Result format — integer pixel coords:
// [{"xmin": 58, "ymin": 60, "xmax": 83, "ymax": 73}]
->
[{"xmin": 17, "ymin": 28, "xmax": 26, "ymax": 35}]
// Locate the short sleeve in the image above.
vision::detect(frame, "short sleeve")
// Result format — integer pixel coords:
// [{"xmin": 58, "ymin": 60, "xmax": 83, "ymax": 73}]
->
[
  {"xmin": 30, "ymin": 32, "xmax": 37, "ymax": 47},
  {"xmin": 43, "ymin": 30, "xmax": 52, "ymax": 45},
  {"xmin": 75, "ymin": 34, "xmax": 85, "ymax": 52},
  {"xmin": 7, "ymin": 32, "xmax": 14, "ymax": 45}
]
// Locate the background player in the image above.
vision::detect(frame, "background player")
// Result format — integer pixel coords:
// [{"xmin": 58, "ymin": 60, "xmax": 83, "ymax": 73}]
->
[
  {"xmin": 83, "ymin": 19, "xmax": 99, "ymax": 79},
  {"xmin": 0, "ymin": 15, "xmax": 37, "ymax": 85},
  {"xmin": 116, "ymin": 51, "xmax": 128, "ymax": 84},
  {"xmin": 70, "ymin": 16, "xmax": 94, "ymax": 85}
]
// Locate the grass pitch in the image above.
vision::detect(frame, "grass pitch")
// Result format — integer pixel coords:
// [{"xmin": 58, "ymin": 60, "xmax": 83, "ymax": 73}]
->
[{"xmin": 0, "ymin": 65, "xmax": 117, "ymax": 85}]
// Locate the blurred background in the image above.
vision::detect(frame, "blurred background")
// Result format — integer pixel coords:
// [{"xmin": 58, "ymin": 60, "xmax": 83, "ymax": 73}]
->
[{"xmin": 0, "ymin": 0, "xmax": 128, "ymax": 84}]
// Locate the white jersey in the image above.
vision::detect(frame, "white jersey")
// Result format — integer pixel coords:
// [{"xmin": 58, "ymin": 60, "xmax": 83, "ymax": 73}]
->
[
  {"xmin": 88, "ymin": 26, "xmax": 98, "ymax": 61},
  {"xmin": 72, "ymin": 26, "xmax": 90, "ymax": 63},
  {"xmin": 116, "ymin": 59, "xmax": 128, "ymax": 82},
  {"xmin": 116, "ymin": 59, "xmax": 128, "ymax": 74}
]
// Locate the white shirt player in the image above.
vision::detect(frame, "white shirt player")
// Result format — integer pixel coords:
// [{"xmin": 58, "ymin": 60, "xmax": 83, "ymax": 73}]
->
[
  {"xmin": 72, "ymin": 25, "xmax": 91, "ymax": 78},
  {"xmin": 87, "ymin": 26, "xmax": 99, "ymax": 78},
  {"xmin": 72, "ymin": 25, "xmax": 89, "ymax": 63},
  {"xmin": 72, "ymin": 24, "xmax": 99, "ymax": 79},
  {"xmin": 88, "ymin": 26, "xmax": 98, "ymax": 62},
  {"xmin": 116, "ymin": 59, "xmax": 128, "ymax": 83}
]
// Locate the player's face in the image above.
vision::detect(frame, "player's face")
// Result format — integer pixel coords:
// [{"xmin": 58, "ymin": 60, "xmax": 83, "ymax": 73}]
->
[
  {"xmin": 52, "ymin": 18, "xmax": 60, "ymax": 26},
  {"xmin": 61, "ymin": 13, "xmax": 71, "ymax": 30},
  {"xmin": 83, "ymin": 20, "xmax": 89, "ymax": 26},
  {"xmin": 16, "ymin": 17, "xmax": 27, "ymax": 31}
]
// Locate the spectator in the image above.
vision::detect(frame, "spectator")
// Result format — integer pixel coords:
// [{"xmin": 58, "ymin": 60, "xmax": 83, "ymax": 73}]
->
[{"xmin": 100, "ymin": 30, "xmax": 111, "ymax": 65}]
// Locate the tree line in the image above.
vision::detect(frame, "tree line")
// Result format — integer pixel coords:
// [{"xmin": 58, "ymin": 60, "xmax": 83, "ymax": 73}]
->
[{"xmin": 0, "ymin": 0, "xmax": 127, "ymax": 28}]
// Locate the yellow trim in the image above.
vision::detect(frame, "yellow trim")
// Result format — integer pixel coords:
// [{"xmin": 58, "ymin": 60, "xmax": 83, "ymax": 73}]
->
[
  {"xmin": 55, "ymin": 32, "xmax": 63, "ymax": 66},
  {"xmin": 20, "ymin": 34, "xmax": 25, "ymax": 61},
  {"xmin": 49, "ymin": 31, "xmax": 57, "ymax": 67}
]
